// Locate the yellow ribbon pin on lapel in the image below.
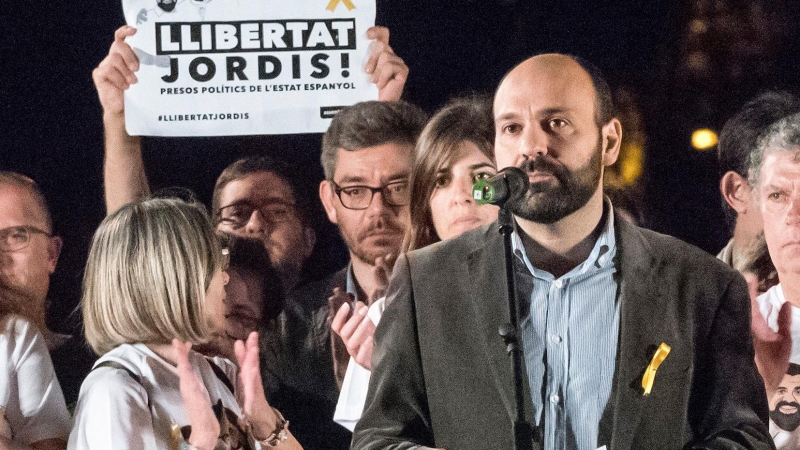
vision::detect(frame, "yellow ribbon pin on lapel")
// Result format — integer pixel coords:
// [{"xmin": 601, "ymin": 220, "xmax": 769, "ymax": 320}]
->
[
  {"xmin": 642, "ymin": 342, "xmax": 671, "ymax": 396},
  {"xmin": 326, "ymin": 0, "xmax": 356, "ymax": 11},
  {"xmin": 170, "ymin": 423, "xmax": 182, "ymax": 450}
]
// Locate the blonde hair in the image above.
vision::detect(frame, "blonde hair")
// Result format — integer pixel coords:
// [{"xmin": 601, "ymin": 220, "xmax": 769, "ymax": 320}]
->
[{"xmin": 82, "ymin": 198, "xmax": 222, "ymax": 355}]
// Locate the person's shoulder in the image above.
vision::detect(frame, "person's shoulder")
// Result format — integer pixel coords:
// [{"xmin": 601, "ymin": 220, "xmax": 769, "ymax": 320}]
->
[
  {"xmin": 0, "ymin": 314, "xmax": 38, "ymax": 338},
  {"xmin": 80, "ymin": 345, "xmax": 150, "ymax": 401},
  {"xmin": 406, "ymin": 221, "xmax": 497, "ymax": 266},
  {"xmin": 619, "ymin": 222, "xmax": 740, "ymax": 281},
  {"xmin": 0, "ymin": 314, "xmax": 47, "ymax": 356},
  {"xmin": 89, "ymin": 344, "xmax": 148, "ymax": 380}
]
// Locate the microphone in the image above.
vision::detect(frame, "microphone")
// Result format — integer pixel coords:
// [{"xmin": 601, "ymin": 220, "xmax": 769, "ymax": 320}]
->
[{"xmin": 472, "ymin": 167, "xmax": 529, "ymax": 206}]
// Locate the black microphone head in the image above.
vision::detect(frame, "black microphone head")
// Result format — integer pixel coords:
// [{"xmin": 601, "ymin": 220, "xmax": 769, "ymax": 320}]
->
[
  {"xmin": 472, "ymin": 166, "xmax": 529, "ymax": 206},
  {"xmin": 499, "ymin": 167, "xmax": 529, "ymax": 203}
]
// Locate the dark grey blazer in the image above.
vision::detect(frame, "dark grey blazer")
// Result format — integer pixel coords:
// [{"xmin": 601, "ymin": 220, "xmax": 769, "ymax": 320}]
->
[{"xmin": 352, "ymin": 217, "xmax": 773, "ymax": 450}]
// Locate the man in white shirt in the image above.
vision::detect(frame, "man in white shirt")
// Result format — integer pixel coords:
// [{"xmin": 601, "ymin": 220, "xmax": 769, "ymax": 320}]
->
[{"xmin": 748, "ymin": 111, "xmax": 800, "ymax": 449}]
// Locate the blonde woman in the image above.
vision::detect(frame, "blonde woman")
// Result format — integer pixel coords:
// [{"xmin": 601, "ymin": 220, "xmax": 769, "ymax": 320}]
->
[{"xmin": 69, "ymin": 198, "xmax": 301, "ymax": 450}]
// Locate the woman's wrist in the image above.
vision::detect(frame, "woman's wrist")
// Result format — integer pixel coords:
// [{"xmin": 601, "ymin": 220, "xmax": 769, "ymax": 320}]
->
[
  {"xmin": 183, "ymin": 427, "xmax": 217, "ymax": 450},
  {"xmin": 250, "ymin": 407, "xmax": 289, "ymax": 447}
]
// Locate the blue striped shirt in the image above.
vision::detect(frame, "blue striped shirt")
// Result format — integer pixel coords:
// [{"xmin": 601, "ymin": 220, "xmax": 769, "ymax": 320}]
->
[{"xmin": 512, "ymin": 209, "xmax": 619, "ymax": 450}]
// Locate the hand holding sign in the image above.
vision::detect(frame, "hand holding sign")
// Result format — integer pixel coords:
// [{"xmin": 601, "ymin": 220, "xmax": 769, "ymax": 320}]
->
[
  {"xmin": 365, "ymin": 26, "xmax": 407, "ymax": 101},
  {"xmin": 93, "ymin": 26, "xmax": 140, "ymax": 118}
]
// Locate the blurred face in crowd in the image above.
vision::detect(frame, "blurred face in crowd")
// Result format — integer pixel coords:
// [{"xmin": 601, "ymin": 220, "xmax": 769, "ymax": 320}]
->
[
  {"xmin": 198, "ymin": 266, "xmax": 260, "ymax": 361},
  {"xmin": 216, "ymin": 171, "xmax": 314, "ymax": 289},
  {"xmin": 223, "ymin": 267, "xmax": 264, "ymax": 342},
  {"xmin": 429, "ymin": 141, "xmax": 498, "ymax": 241},
  {"xmin": 770, "ymin": 373, "xmax": 800, "ymax": 432},
  {"xmin": 320, "ymin": 143, "xmax": 413, "ymax": 265},
  {"xmin": 204, "ymin": 268, "xmax": 229, "ymax": 336},
  {"xmin": 493, "ymin": 54, "xmax": 619, "ymax": 224},
  {"xmin": 757, "ymin": 150, "xmax": 800, "ymax": 279},
  {"xmin": 0, "ymin": 182, "xmax": 61, "ymax": 327}
]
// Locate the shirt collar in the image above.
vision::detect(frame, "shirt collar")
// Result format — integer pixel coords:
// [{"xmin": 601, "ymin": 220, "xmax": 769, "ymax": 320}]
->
[
  {"xmin": 511, "ymin": 197, "xmax": 617, "ymax": 280},
  {"xmin": 345, "ymin": 261, "xmax": 359, "ymax": 298}
]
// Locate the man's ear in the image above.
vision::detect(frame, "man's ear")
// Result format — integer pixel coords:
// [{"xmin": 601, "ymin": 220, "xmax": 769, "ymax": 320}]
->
[
  {"xmin": 47, "ymin": 236, "xmax": 62, "ymax": 274},
  {"xmin": 301, "ymin": 226, "xmax": 316, "ymax": 259},
  {"xmin": 601, "ymin": 118, "xmax": 622, "ymax": 166},
  {"xmin": 319, "ymin": 180, "xmax": 339, "ymax": 225},
  {"xmin": 720, "ymin": 171, "xmax": 752, "ymax": 213}
]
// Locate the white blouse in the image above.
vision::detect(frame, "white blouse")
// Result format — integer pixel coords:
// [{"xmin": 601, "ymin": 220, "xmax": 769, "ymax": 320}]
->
[
  {"xmin": 0, "ymin": 314, "xmax": 70, "ymax": 445},
  {"xmin": 69, "ymin": 343, "xmax": 250, "ymax": 450}
]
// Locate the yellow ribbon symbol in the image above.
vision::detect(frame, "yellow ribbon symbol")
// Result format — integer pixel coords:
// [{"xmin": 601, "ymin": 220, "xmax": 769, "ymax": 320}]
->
[
  {"xmin": 170, "ymin": 423, "xmax": 182, "ymax": 450},
  {"xmin": 326, "ymin": 0, "xmax": 356, "ymax": 11},
  {"xmin": 641, "ymin": 342, "xmax": 671, "ymax": 396}
]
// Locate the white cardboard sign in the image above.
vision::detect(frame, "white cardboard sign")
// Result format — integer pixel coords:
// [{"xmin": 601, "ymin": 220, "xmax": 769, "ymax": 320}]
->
[{"xmin": 122, "ymin": 0, "xmax": 377, "ymax": 136}]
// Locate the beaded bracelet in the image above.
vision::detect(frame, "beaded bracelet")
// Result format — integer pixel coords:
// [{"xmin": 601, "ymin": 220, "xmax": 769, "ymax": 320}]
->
[{"xmin": 254, "ymin": 407, "xmax": 289, "ymax": 448}]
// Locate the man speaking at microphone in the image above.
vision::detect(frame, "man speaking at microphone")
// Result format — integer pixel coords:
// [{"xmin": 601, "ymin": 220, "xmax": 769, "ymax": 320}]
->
[{"xmin": 351, "ymin": 54, "xmax": 772, "ymax": 450}]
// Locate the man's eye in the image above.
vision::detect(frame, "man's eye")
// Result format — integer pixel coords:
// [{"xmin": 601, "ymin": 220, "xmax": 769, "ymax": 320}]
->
[
  {"xmin": 434, "ymin": 175, "xmax": 450, "ymax": 188},
  {"xmin": 229, "ymin": 207, "xmax": 249, "ymax": 218},
  {"xmin": 502, "ymin": 124, "xmax": 521, "ymax": 134},
  {"xmin": 220, "ymin": 206, "xmax": 252, "ymax": 225},
  {"xmin": 344, "ymin": 187, "xmax": 366, "ymax": 198},
  {"xmin": 768, "ymin": 192, "xmax": 785, "ymax": 201},
  {"xmin": 266, "ymin": 205, "xmax": 291, "ymax": 216},
  {"xmin": 9, "ymin": 229, "xmax": 27, "ymax": 241},
  {"xmin": 549, "ymin": 118, "xmax": 568, "ymax": 129},
  {"xmin": 388, "ymin": 182, "xmax": 409, "ymax": 193}
]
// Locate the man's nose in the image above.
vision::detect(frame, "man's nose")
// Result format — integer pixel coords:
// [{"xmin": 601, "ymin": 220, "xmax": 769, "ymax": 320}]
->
[
  {"xmin": 244, "ymin": 209, "xmax": 269, "ymax": 235},
  {"xmin": 519, "ymin": 125, "xmax": 549, "ymax": 161},
  {"xmin": 787, "ymin": 194, "xmax": 800, "ymax": 225},
  {"xmin": 366, "ymin": 190, "xmax": 393, "ymax": 216}
]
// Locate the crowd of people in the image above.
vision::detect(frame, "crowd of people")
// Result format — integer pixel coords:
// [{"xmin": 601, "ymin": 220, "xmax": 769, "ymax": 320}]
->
[{"xmin": 2, "ymin": 18, "xmax": 800, "ymax": 450}]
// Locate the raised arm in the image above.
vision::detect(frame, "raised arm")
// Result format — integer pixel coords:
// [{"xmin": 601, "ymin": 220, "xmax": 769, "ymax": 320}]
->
[
  {"xmin": 365, "ymin": 26, "xmax": 409, "ymax": 102},
  {"xmin": 92, "ymin": 25, "xmax": 150, "ymax": 215}
]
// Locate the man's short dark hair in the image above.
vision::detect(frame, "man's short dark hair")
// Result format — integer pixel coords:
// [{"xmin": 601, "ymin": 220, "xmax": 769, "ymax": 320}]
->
[
  {"xmin": 320, "ymin": 101, "xmax": 427, "ymax": 180},
  {"xmin": 211, "ymin": 156, "xmax": 312, "ymax": 228},
  {"xmin": 788, "ymin": 363, "xmax": 800, "ymax": 377},
  {"xmin": 719, "ymin": 90, "xmax": 800, "ymax": 178}
]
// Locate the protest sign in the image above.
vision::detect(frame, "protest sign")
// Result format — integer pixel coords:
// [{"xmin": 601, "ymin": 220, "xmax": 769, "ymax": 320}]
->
[{"xmin": 122, "ymin": 0, "xmax": 377, "ymax": 136}]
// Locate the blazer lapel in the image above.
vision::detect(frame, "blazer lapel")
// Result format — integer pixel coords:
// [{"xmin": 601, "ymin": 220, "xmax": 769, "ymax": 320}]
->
[
  {"xmin": 466, "ymin": 224, "xmax": 536, "ymax": 426},
  {"xmin": 599, "ymin": 219, "xmax": 671, "ymax": 450}
]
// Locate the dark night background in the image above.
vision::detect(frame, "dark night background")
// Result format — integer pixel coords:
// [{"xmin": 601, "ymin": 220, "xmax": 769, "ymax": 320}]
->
[{"xmin": 3, "ymin": 0, "xmax": 800, "ymax": 333}]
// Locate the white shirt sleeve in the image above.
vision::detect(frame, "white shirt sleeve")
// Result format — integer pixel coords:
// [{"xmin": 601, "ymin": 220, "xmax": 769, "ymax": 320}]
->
[
  {"xmin": 333, "ymin": 298, "xmax": 385, "ymax": 431},
  {"xmin": 0, "ymin": 315, "xmax": 70, "ymax": 445},
  {"xmin": 68, "ymin": 366, "xmax": 157, "ymax": 450}
]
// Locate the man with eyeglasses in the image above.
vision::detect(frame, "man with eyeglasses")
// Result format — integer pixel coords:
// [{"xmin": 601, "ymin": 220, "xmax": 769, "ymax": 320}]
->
[
  {"xmin": 0, "ymin": 171, "xmax": 100, "ymax": 410},
  {"xmin": 0, "ymin": 173, "xmax": 62, "ymax": 339},
  {"xmin": 0, "ymin": 172, "xmax": 72, "ymax": 450},
  {"xmin": 211, "ymin": 157, "xmax": 316, "ymax": 292},
  {"xmin": 315, "ymin": 100, "xmax": 425, "ymax": 386}
]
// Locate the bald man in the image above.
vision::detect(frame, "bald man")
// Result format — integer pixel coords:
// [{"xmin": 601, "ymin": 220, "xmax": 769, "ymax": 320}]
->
[{"xmin": 352, "ymin": 54, "xmax": 771, "ymax": 450}]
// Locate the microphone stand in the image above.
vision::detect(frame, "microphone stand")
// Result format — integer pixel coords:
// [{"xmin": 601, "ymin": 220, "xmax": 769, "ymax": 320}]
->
[{"xmin": 497, "ymin": 204, "xmax": 536, "ymax": 450}]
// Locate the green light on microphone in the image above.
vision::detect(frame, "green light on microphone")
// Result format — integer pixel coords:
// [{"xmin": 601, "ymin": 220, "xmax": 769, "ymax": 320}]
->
[{"xmin": 472, "ymin": 180, "xmax": 495, "ymax": 205}]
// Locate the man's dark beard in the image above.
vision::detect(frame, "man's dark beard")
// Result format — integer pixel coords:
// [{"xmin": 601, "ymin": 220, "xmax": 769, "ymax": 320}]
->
[
  {"xmin": 771, "ymin": 401, "xmax": 800, "ymax": 431},
  {"xmin": 508, "ymin": 140, "xmax": 603, "ymax": 224},
  {"xmin": 157, "ymin": 0, "xmax": 177, "ymax": 12}
]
